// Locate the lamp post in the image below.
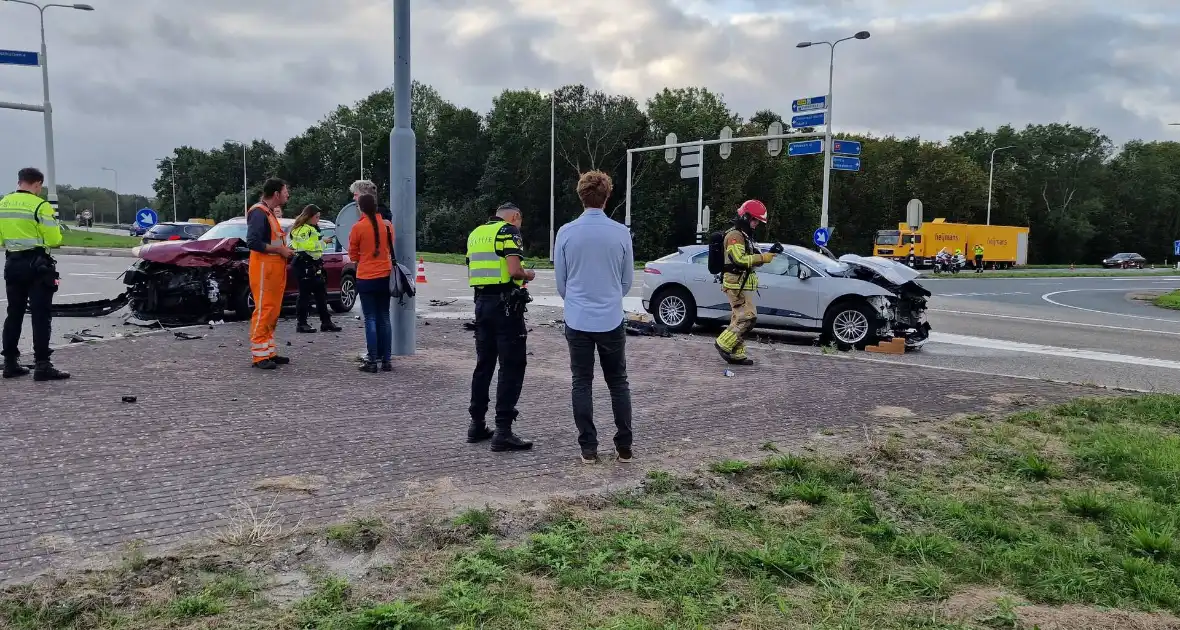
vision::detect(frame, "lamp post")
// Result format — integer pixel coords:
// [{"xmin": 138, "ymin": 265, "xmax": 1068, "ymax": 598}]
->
[
  {"xmin": 548, "ymin": 90, "xmax": 556, "ymax": 261},
  {"xmin": 389, "ymin": 0, "xmax": 417, "ymax": 356},
  {"xmin": 225, "ymin": 139, "xmax": 247, "ymax": 214},
  {"xmin": 156, "ymin": 157, "xmax": 178, "ymax": 222},
  {"xmin": 2, "ymin": 1, "xmax": 95, "ymax": 216},
  {"xmin": 795, "ymin": 30, "xmax": 870, "ymax": 232},
  {"xmin": 100, "ymin": 166, "xmax": 119, "ymax": 225},
  {"xmin": 986, "ymin": 145, "xmax": 1015, "ymax": 225},
  {"xmin": 336, "ymin": 124, "xmax": 364, "ymax": 180}
]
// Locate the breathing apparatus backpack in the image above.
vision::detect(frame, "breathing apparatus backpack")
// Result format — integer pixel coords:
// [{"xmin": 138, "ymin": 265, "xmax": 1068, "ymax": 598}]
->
[{"xmin": 707, "ymin": 231, "xmax": 726, "ymax": 275}]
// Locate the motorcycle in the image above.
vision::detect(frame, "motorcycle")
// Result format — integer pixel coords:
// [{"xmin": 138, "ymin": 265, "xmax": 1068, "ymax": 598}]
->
[{"xmin": 933, "ymin": 252, "xmax": 965, "ymax": 274}]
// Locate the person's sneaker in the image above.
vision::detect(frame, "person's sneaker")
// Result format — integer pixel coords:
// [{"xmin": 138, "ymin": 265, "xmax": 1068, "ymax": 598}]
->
[
  {"xmin": 272, "ymin": 355, "xmax": 291, "ymax": 365},
  {"xmin": 33, "ymin": 362, "xmax": 70, "ymax": 381},
  {"xmin": 466, "ymin": 424, "xmax": 494, "ymax": 443},
  {"xmin": 2, "ymin": 360, "xmax": 30, "ymax": 379},
  {"xmin": 490, "ymin": 431, "xmax": 533, "ymax": 452},
  {"xmin": 321, "ymin": 321, "xmax": 343, "ymax": 333},
  {"xmin": 616, "ymin": 448, "xmax": 633, "ymax": 463},
  {"xmin": 358, "ymin": 360, "xmax": 379, "ymax": 373},
  {"xmin": 253, "ymin": 359, "xmax": 277, "ymax": 370},
  {"xmin": 296, "ymin": 323, "xmax": 317, "ymax": 334},
  {"xmin": 580, "ymin": 452, "xmax": 599, "ymax": 464},
  {"xmin": 381, "ymin": 360, "xmax": 393, "ymax": 372}
]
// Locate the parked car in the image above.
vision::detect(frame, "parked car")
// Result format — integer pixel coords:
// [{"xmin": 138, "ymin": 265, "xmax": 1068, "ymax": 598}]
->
[
  {"xmin": 641, "ymin": 244, "xmax": 931, "ymax": 350},
  {"xmin": 1101, "ymin": 253, "xmax": 1146, "ymax": 269},
  {"xmin": 141, "ymin": 221, "xmax": 211, "ymax": 244},
  {"xmin": 116, "ymin": 217, "xmax": 356, "ymax": 324}
]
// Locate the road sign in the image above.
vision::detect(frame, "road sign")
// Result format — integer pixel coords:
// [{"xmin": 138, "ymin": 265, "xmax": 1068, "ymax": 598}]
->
[
  {"xmin": 719, "ymin": 126, "xmax": 732, "ymax": 159},
  {"xmin": 679, "ymin": 143, "xmax": 700, "ymax": 179},
  {"xmin": 1174, "ymin": 240, "xmax": 1180, "ymax": 256},
  {"xmin": 813, "ymin": 227, "xmax": 831, "ymax": 247},
  {"xmin": 832, "ymin": 139, "xmax": 862, "ymax": 156},
  {"xmin": 767, "ymin": 121, "xmax": 783, "ymax": 156},
  {"xmin": 135, "ymin": 208, "xmax": 158, "ymax": 229},
  {"xmin": 791, "ymin": 95, "xmax": 827, "ymax": 113},
  {"xmin": 906, "ymin": 199, "xmax": 923, "ymax": 230},
  {"xmin": 664, "ymin": 133, "xmax": 678, "ymax": 164},
  {"xmin": 0, "ymin": 50, "xmax": 39, "ymax": 67},
  {"xmin": 790, "ymin": 112, "xmax": 826, "ymax": 128},
  {"xmin": 788, "ymin": 139, "xmax": 824, "ymax": 157},
  {"xmin": 832, "ymin": 156, "xmax": 861, "ymax": 171}
]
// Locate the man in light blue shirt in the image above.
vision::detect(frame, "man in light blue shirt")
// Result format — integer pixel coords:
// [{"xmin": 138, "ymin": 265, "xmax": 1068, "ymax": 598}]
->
[{"xmin": 554, "ymin": 170, "xmax": 634, "ymax": 464}]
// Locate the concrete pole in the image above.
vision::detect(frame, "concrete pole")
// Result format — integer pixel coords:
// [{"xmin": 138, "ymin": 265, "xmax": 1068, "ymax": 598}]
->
[
  {"xmin": 390, "ymin": 0, "xmax": 417, "ymax": 356},
  {"xmin": 819, "ymin": 43, "xmax": 834, "ymax": 231},
  {"xmin": 36, "ymin": 8, "xmax": 58, "ymax": 216},
  {"xmin": 548, "ymin": 92, "xmax": 555, "ymax": 261}
]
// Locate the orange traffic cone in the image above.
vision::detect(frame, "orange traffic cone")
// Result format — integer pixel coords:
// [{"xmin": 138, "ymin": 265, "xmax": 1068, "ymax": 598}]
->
[{"xmin": 416, "ymin": 257, "xmax": 428, "ymax": 284}]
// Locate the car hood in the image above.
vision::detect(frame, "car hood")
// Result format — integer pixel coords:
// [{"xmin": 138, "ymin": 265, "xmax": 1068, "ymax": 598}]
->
[
  {"xmin": 136, "ymin": 237, "xmax": 244, "ymax": 267},
  {"xmin": 837, "ymin": 254, "xmax": 922, "ymax": 286}
]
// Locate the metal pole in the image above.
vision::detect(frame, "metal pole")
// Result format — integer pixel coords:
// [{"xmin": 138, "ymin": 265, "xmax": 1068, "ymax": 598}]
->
[
  {"xmin": 241, "ymin": 144, "xmax": 247, "ymax": 214},
  {"xmin": 37, "ymin": 7, "xmax": 58, "ymax": 216},
  {"xmin": 359, "ymin": 129, "xmax": 364, "ymax": 180},
  {"xmin": 548, "ymin": 92, "xmax": 555, "ymax": 261},
  {"xmin": 819, "ymin": 42, "xmax": 834, "ymax": 231},
  {"xmin": 696, "ymin": 140, "xmax": 705, "ymax": 236},
  {"xmin": 390, "ymin": 0, "xmax": 417, "ymax": 356},
  {"xmin": 624, "ymin": 151, "xmax": 633, "ymax": 227},
  {"xmin": 169, "ymin": 160, "xmax": 177, "ymax": 222},
  {"xmin": 986, "ymin": 151, "xmax": 996, "ymax": 226}
]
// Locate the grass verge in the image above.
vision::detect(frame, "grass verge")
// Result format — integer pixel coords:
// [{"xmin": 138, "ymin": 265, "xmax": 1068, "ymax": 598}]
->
[
  {"xmin": 59, "ymin": 230, "xmax": 141, "ymax": 248},
  {"xmin": 924, "ymin": 270, "xmax": 1180, "ymax": 279},
  {"xmin": 1153, "ymin": 290, "xmax": 1180, "ymax": 311},
  {"xmin": 5, "ymin": 395, "xmax": 1180, "ymax": 629}
]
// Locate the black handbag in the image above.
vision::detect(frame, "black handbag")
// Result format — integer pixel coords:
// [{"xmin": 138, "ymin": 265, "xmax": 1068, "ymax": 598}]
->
[{"xmin": 385, "ymin": 223, "xmax": 416, "ymax": 303}]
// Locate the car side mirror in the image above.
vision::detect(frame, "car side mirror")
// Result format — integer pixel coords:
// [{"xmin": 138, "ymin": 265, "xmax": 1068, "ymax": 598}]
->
[{"xmin": 797, "ymin": 267, "xmax": 811, "ymax": 280}]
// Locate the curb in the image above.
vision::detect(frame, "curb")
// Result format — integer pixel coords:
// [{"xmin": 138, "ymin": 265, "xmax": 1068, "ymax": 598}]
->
[{"xmin": 58, "ymin": 247, "xmax": 137, "ymax": 258}]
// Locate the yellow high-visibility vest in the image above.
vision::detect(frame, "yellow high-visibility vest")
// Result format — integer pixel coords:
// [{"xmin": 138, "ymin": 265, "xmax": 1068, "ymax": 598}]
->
[
  {"xmin": 466, "ymin": 220, "xmax": 521, "ymax": 287},
  {"xmin": 0, "ymin": 191, "xmax": 62, "ymax": 253}
]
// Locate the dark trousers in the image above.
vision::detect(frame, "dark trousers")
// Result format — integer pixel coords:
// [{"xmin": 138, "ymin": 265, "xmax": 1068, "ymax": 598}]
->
[
  {"xmin": 974, "ymin": 254, "xmax": 984, "ymax": 272},
  {"xmin": 469, "ymin": 295, "xmax": 527, "ymax": 428},
  {"xmin": 294, "ymin": 257, "xmax": 332, "ymax": 325},
  {"xmin": 357, "ymin": 278, "xmax": 391, "ymax": 362},
  {"xmin": 2, "ymin": 251, "xmax": 56, "ymax": 363},
  {"xmin": 565, "ymin": 323, "xmax": 633, "ymax": 455}
]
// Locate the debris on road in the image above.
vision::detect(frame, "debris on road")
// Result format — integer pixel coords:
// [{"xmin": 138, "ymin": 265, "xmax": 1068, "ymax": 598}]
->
[
  {"xmin": 121, "ymin": 396, "xmax": 137, "ymax": 403},
  {"xmin": 63, "ymin": 329, "xmax": 103, "ymax": 343},
  {"xmin": 174, "ymin": 332, "xmax": 204, "ymax": 341},
  {"xmin": 624, "ymin": 313, "xmax": 671, "ymax": 337},
  {"xmin": 429, "ymin": 298, "xmax": 457, "ymax": 306},
  {"xmin": 463, "ymin": 321, "xmax": 477, "ymax": 331},
  {"xmin": 723, "ymin": 369, "xmax": 735, "ymax": 378}
]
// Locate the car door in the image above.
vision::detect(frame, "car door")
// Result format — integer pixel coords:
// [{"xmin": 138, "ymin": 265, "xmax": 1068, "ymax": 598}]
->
[
  {"xmin": 687, "ymin": 250, "xmax": 730, "ymax": 322},
  {"xmin": 319, "ymin": 226, "xmax": 344, "ymax": 291},
  {"xmin": 754, "ymin": 254, "xmax": 824, "ymax": 330}
]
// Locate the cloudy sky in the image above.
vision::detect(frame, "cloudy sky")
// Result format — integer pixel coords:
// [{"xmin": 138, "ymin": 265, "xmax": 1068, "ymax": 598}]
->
[{"xmin": 1, "ymin": 0, "xmax": 1177, "ymax": 196}]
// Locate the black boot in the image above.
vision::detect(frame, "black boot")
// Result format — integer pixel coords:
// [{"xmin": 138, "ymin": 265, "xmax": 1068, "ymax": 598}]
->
[
  {"xmin": 321, "ymin": 320, "xmax": 342, "ymax": 333},
  {"xmin": 296, "ymin": 322, "xmax": 317, "ymax": 334},
  {"xmin": 2, "ymin": 358, "xmax": 30, "ymax": 379},
  {"xmin": 381, "ymin": 360, "xmax": 393, "ymax": 372},
  {"xmin": 490, "ymin": 428, "xmax": 533, "ymax": 452},
  {"xmin": 358, "ymin": 360, "xmax": 379, "ymax": 373},
  {"xmin": 466, "ymin": 422, "xmax": 494, "ymax": 443},
  {"xmin": 33, "ymin": 361, "xmax": 70, "ymax": 381}
]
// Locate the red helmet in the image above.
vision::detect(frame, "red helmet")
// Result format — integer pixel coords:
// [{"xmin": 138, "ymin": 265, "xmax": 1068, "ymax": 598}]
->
[{"xmin": 737, "ymin": 199, "xmax": 768, "ymax": 224}]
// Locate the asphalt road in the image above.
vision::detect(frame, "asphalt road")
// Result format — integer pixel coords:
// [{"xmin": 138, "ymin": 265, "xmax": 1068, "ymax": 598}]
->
[{"xmin": 11, "ymin": 256, "xmax": 1180, "ymax": 393}]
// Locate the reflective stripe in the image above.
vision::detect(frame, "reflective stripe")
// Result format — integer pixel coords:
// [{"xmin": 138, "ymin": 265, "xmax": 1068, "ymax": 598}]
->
[
  {"xmin": 469, "ymin": 268, "xmax": 504, "ymax": 278},
  {"xmin": 0, "ymin": 210, "xmax": 35, "ymax": 220},
  {"xmin": 40, "ymin": 219, "xmax": 59, "ymax": 228},
  {"xmin": 468, "ymin": 252, "xmax": 500, "ymax": 262}
]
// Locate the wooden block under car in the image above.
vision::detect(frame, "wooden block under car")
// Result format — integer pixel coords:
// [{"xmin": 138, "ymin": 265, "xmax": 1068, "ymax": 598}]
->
[{"xmin": 866, "ymin": 338, "xmax": 906, "ymax": 354}]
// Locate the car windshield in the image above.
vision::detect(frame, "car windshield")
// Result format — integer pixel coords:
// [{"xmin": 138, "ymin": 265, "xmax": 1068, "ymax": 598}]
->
[
  {"xmin": 198, "ymin": 222, "xmax": 249, "ymax": 241},
  {"xmin": 145, "ymin": 224, "xmax": 187, "ymax": 237},
  {"xmin": 785, "ymin": 246, "xmax": 851, "ymax": 275},
  {"xmin": 875, "ymin": 230, "xmax": 900, "ymax": 245}
]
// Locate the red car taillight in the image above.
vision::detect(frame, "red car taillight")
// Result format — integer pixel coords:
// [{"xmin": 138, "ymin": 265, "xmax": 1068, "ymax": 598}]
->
[
  {"xmin": 168, "ymin": 235, "xmax": 181, "ymax": 240},
  {"xmin": 643, "ymin": 267, "xmax": 661, "ymax": 274}
]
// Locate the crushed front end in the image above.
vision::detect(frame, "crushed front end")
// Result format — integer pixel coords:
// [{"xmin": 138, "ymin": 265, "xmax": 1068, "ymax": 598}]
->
[
  {"xmin": 843, "ymin": 257, "xmax": 932, "ymax": 350},
  {"xmin": 122, "ymin": 260, "xmax": 242, "ymax": 325}
]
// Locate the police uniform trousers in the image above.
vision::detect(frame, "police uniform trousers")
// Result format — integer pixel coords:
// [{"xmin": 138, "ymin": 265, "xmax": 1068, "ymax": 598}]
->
[
  {"xmin": 468, "ymin": 287, "xmax": 527, "ymax": 428},
  {"xmin": 2, "ymin": 249, "xmax": 57, "ymax": 363},
  {"xmin": 294, "ymin": 254, "xmax": 332, "ymax": 325}
]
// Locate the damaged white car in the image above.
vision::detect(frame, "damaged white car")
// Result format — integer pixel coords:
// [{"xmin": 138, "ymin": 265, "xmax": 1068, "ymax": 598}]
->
[{"xmin": 641, "ymin": 244, "xmax": 931, "ymax": 350}]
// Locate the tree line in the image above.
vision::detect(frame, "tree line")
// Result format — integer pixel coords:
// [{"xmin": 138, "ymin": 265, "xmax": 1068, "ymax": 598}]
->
[{"xmin": 69, "ymin": 82, "xmax": 1180, "ymax": 264}]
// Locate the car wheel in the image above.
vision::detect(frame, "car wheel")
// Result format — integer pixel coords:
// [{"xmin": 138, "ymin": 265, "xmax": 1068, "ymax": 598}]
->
[
  {"xmin": 331, "ymin": 274, "xmax": 358, "ymax": 313},
  {"xmin": 823, "ymin": 300, "xmax": 876, "ymax": 351},
  {"xmin": 232, "ymin": 285, "xmax": 254, "ymax": 321},
  {"xmin": 652, "ymin": 286, "xmax": 695, "ymax": 333}
]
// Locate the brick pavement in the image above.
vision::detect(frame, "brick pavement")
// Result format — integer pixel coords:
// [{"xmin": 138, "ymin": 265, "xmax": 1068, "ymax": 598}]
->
[{"xmin": 0, "ymin": 314, "xmax": 1103, "ymax": 583}]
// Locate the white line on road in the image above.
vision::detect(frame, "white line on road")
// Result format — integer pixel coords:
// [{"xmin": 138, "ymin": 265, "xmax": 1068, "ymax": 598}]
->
[
  {"xmin": 936, "ymin": 291, "xmax": 1030, "ymax": 297},
  {"xmin": 0, "ymin": 292, "xmax": 99, "ymax": 303},
  {"xmin": 1041, "ymin": 287, "xmax": 1180, "ymax": 323},
  {"xmin": 930, "ymin": 332, "xmax": 1180, "ymax": 371},
  {"xmin": 930, "ymin": 308, "xmax": 1180, "ymax": 336}
]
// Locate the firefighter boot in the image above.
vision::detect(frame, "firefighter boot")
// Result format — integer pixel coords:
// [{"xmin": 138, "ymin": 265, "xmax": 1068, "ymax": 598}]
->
[
  {"xmin": 33, "ymin": 361, "xmax": 70, "ymax": 381},
  {"xmin": 2, "ymin": 357, "xmax": 30, "ymax": 379}
]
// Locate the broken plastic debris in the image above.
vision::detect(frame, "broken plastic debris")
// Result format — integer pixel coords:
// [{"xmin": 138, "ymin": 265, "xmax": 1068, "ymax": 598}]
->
[
  {"xmin": 121, "ymin": 395, "xmax": 137, "ymax": 403},
  {"xmin": 723, "ymin": 369, "xmax": 735, "ymax": 377},
  {"xmin": 174, "ymin": 331, "xmax": 204, "ymax": 340}
]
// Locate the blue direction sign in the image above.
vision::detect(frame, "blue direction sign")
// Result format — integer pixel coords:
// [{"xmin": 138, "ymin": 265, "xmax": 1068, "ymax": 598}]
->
[
  {"xmin": 787, "ymin": 139, "xmax": 824, "ymax": 157},
  {"xmin": 1174, "ymin": 240, "xmax": 1180, "ymax": 256},
  {"xmin": 135, "ymin": 208, "xmax": 158, "ymax": 229},
  {"xmin": 0, "ymin": 49, "xmax": 40, "ymax": 67},
  {"xmin": 832, "ymin": 156, "xmax": 861, "ymax": 172},
  {"xmin": 790, "ymin": 112, "xmax": 826, "ymax": 128},
  {"xmin": 790, "ymin": 95, "xmax": 827, "ymax": 113},
  {"xmin": 832, "ymin": 139, "xmax": 862, "ymax": 156},
  {"xmin": 813, "ymin": 227, "xmax": 831, "ymax": 247}
]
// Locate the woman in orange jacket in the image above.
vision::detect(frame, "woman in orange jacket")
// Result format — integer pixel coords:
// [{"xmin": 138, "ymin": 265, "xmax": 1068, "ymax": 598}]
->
[{"xmin": 347, "ymin": 193, "xmax": 394, "ymax": 373}]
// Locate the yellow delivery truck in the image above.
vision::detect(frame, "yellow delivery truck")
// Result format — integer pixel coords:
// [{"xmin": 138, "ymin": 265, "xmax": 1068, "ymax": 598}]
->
[{"xmin": 874, "ymin": 218, "xmax": 1029, "ymax": 269}]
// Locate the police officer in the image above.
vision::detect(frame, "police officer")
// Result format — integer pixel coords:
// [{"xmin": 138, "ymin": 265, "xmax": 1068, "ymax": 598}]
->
[
  {"xmin": 1, "ymin": 168, "xmax": 69, "ymax": 381},
  {"xmin": 973, "ymin": 243, "xmax": 985, "ymax": 273},
  {"xmin": 289, "ymin": 204, "xmax": 342, "ymax": 334},
  {"xmin": 465, "ymin": 202, "xmax": 536, "ymax": 452}
]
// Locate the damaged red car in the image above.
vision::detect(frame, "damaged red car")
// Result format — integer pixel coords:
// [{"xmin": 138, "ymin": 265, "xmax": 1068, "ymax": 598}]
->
[{"xmin": 53, "ymin": 217, "xmax": 358, "ymax": 324}]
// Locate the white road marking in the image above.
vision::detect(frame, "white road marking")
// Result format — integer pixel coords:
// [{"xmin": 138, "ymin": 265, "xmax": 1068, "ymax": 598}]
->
[
  {"xmin": 1041, "ymin": 287, "xmax": 1180, "ymax": 323},
  {"xmin": 936, "ymin": 291, "xmax": 1030, "ymax": 297},
  {"xmin": 450, "ymin": 294, "xmax": 646, "ymax": 312},
  {"xmin": 930, "ymin": 332, "xmax": 1180, "ymax": 370},
  {"xmin": 930, "ymin": 308, "xmax": 1180, "ymax": 336},
  {"xmin": 0, "ymin": 292, "xmax": 99, "ymax": 303},
  {"xmin": 67, "ymin": 272, "xmax": 123, "ymax": 277}
]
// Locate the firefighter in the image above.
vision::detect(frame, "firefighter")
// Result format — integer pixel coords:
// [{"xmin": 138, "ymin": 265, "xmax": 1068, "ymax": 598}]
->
[
  {"xmin": 466, "ymin": 202, "xmax": 536, "ymax": 452},
  {"xmin": 715, "ymin": 199, "xmax": 780, "ymax": 366},
  {"xmin": 0, "ymin": 167, "xmax": 69, "ymax": 380},
  {"xmin": 973, "ymin": 243, "xmax": 985, "ymax": 273},
  {"xmin": 246, "ymin": 178, "xmax": 294, "ymax": 369},
  {"xmin": 289, "ymin": 204, "xmax": 342, "ymax": 334}
]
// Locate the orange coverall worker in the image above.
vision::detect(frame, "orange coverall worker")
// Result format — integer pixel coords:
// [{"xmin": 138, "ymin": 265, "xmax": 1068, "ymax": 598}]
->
[{"xmin": 245, "ymin": 202, "xmax": 288, "ymax": 366}]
